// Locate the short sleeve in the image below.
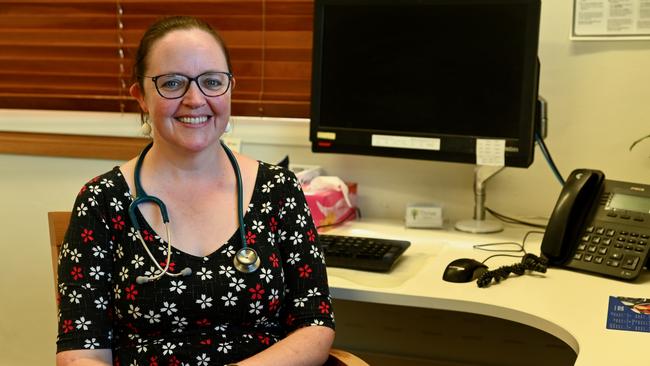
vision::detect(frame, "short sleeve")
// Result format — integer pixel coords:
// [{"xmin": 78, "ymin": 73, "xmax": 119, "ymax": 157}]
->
[
  {"xmin": 56, "ymin": 179, "xmax": 115, "ymax": 352},
  {"xmin": 273, "ymin": 168, "xmax": 335, "ymax": 332}
]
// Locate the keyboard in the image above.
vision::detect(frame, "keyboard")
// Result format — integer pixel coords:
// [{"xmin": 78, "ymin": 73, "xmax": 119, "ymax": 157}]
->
[{"xmin": 319, "ymin": 234, "xmax": 410, "ymax": 272}]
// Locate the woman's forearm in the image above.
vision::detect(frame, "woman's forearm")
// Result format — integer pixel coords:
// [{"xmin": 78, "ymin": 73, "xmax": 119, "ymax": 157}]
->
[{"xmin": 235, "ymin": 326, "xmax": 335, "ymax": 366}]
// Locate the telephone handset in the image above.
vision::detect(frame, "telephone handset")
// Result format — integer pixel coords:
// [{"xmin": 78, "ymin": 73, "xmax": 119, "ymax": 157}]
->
[{"xmin": 541, "ymin": 169, "xmax": 650, "ymax": 280}]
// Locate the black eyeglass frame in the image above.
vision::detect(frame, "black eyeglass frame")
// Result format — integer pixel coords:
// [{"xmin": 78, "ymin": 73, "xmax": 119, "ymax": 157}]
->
[{"xmin": 143, "ymin": 71, "xmax": 234, "ymax": 99}]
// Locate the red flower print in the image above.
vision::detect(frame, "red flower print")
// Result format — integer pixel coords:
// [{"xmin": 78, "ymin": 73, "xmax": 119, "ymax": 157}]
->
[
  {"xmin": 298, "ymin": 264, "xmax": 312, "ymax": 278},
  {"xmin": 70, "ymin": 266, "xmax": 84, "ymax": 280},
  {"xmin": 258, "ymin": 334, "xmax": 270, "ymax": 345},
  {"xmin": 159, "ymin": 260, "xmax": 176, "ymax": 272},
  {"xmin": 79, "ymin": 186, "xmax": 87, "ymax": 195},
  {"xmin": 196, "ymin": 318, "xmax": 211, "ymax": 327},
  {"xmin": 149, "ymin": 356, "xmax": 158, "ymax": 366},
  {"xmin": 249, "ymin": 283, "xmax": 265, "ymax": 300},
  {"xmin": 285, "ymin": 313, "xmax": 295, "ymax": 326},
  {"xmin": 269, "ymin": 298, "xmax": 280, "ymax": 312},
  {"xmin": 200, "ymin": 338, "xmax": 212, "ymax": 345},
  {"xmin": 112, "ymin": 215, "xmax": 125, "ymax": 230},
  {"xmin": 80, "ymin": 228, "xmax": 94, "ymax": 243},
  {"xmin": 142, "ymin": 230, "xmax": 154, "ymax": 242},
  {"xmin": 319, "ymin": 301, "xmax": 330, "ymax": 314},
  {"xmin": 269, "ymin": 217, "xmax": 278, "ymax": 232},
  {"xmin": 269, "ymin": 253, "xmax": 279, "ymax": 268},
  {"xmin": 246, "ymin": 231, "xmax": 257, "ymax": 244},
  {"xmin": 307, "ymin": 229, "xmax": 316, "ymax": 242},
  {"xmin": 168, "ymin": 355, "xmax": 180, "ymax": 366},
  {"xmin": 62, "ymin": 319, "xmax": 73, "ymax": 333},
  {"xmin": 125, "ymin": 284, "xmax": 138, "ymax": 300}
]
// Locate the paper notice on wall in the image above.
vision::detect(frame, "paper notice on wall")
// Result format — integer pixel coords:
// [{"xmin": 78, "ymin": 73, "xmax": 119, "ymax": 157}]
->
[
  {"xmin": 572, "ymin": 0, "xmax": 650, "ymax": 40},
  {"xmin": 476, "ymin": 139, "xmax": 505, "ymax": 167}
]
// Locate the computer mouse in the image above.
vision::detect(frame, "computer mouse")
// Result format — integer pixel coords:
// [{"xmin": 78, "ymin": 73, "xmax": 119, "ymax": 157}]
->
[{"xmin": 442, "ymin": 258, "xmax": 488, "ymax": 283}]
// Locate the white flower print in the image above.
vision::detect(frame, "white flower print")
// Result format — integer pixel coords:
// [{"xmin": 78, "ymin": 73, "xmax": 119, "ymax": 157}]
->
[
  {"xmin": 92, "ymin": 246, "xmax": 107, "ymax": 259},
  {"xmin": 261, "ymin": 202, "xmax": 272, "ymax": 214},
  {"xmin": 251, "ymin": 220, "xmax": 265, "ymax": 232},
  {"xmin": 310, "ymin": 245, "xmax": 321, "ymax": 258},
  {"xmin": 293, "ymin": 177, "xmax": 302, "ymax": 188},
  {"xmin": 68, "ymin": 290, "xmax": 82, "ymax": 304},
  {"xmin": 197, "ymin": 267, "xmax": 213, "ymax": 280},
  {"xmin": 76, "ymin": 203, "xmax": 88, "ymax": 217},
  {"xmin": 87, "ymin": 196, "xmax": 98, "ymax": 207},
  {"xmin": 69, "ymin": 249, "xmax": 81, "ymax": 263},
  {"xmin": 118, "ymin": 266, "xmax": 128, "ymax": 281},
  {"xmin": 196, "ymin": 294, "xmax": 213, "ymax": 309},
  {"xmin": 224, "ymin": 245, "xmax": 236, "ymax": 258},
  {"xmin": 307, "ymin": 287, "xmax": 322, "ymax": 297},
  {"xmin": 128, "ymin": 305, "xmax": 142, "ymax": 319},
  {"xmin": 84, "ymin": 338, "xmax": 99, "ymax": 349},
  {"xmin": 218, "ymin": 265, "xmax": 234, "ymax": 278},
  {"xmin": 161, "ymin": 301, "xmax": 177, "ymax": 316},
  {"xmin": 249, "ymin": 301, "xmax": 263, "ymax": 315},
  {"xmin": 75, "ymin": 316, "xmax": 91, "ymax": 330},
  {"xmin": 127, "ymin": 227, "xmax": 138, "ymax": 241},
  {"xmin": 221, "ymin": 292, "xmax": 238, "ymax": 306},
  {"xmin": 162, "ymin": 342, "xmax": 176, "ymax": 355},
  {"xmin": 278, "ymin": 207, "xmax": 287, "ymax": 219},
  {"xmin": 100, "ymin": 178, "xmax": 114, "ymax": 187},
  {"xmin": 267, "ymin": 232, "xmax": 276, "ymax": 245},
  {"xmin": 259, "ymin": 267, "xmax": 274, "ymax": 283},
  {"xmin": 144, "ymin": 310, "xmax": 161, "ymax": 324},
  {"xmin": 294, "ymin": 297, "xmax": 308, "ymax": 308},
  {"xmin": 217, "ymin": 341, "xmax": 233, "ymax": 354},
  {"xmin": 229, "ymin": 277, "xmax": 246, "ymax": 292},
  {"xmin": 110, "ymin": 197, "xmax": 123, "ymax": 211},
  {"xmin": 136, "ymin": 338, "xmax": 148, "ymax": 353},
  {"xmin": 274, "ymin": 172, "xmax": 286, "ymax": 183},
  {"xmin": 290, "ymin": 231, "xmax": 303, "ymax": 245},
  {"xmin": 312, "ymin": 319, "xmax": 325, "ymax": 326},
  {"xmin": 287, "ymin": 252, "xmax": 301, "ymax": 265},
  {"xmin": 262, "ymin": 181, "xmax": 275, "ymax": 193},
  {"xmin": 296, "ymin": 214, "xmax": 307, "ymax": 227},
  {"xmin": 116, "ymin": 244, "xmax": 124, "ymax": 258},
  {"xmin": 169, "ymin": 280, "xmax": 186, "ymax": 294},
  {"xmin": 94, "ymin": 296, "xmax": 108, "ymax": 310},
  {"xmin": 285, "ymin": 197, "xmax": 296, "ymax": 209},
  {"xmin": 89, "ymin": 266, "xmax": 105, "ymax": 280},
  {"xmin": 196, "ymin": 353, "xmax": 210, "ymax": 366},
  {"xmin": 171, "ymin": 316, "xmax": 187, "ymax": 332},
  {"xmin": 277, "ymin": 230, "xmax": 287, "ymax": 242},
  {"xmin": 131, "ymin": 254, "xmax": 144, "ymax": 269},
  {"xmin": 113, "ymin": 284, "xmax": 122, "ymax": 300},
  {"xmin": 88, "ymin": 185, "xmax": 102, "ymax": 195},
  {"xmin": 268, "ymin": 288, "xmax": 279, "ymax": 301}
]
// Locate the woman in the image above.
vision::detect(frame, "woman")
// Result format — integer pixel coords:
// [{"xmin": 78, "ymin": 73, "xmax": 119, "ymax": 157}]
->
[{"xmin": 56, "ymin": 16, "xmax": 335, "ymax": 365}]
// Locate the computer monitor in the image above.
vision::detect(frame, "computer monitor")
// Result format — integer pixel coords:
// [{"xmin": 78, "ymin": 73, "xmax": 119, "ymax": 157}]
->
[{"xmin": 310, "ymin": 0, "xmax": 542, "ymax": 232}]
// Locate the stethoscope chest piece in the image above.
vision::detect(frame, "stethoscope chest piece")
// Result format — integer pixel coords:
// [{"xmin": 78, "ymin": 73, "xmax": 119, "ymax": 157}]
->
[{"xmin": 234, "ymin": 247, "xmax": 261, "ymax": 273}]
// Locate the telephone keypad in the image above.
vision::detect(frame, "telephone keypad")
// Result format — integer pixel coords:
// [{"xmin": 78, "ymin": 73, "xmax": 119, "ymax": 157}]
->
[{"xmin": 571, "ymin": 223, "xmax": 649, "ymax": 279}]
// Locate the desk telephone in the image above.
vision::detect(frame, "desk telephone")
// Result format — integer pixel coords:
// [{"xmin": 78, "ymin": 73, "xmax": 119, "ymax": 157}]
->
[{"xmin": 541, "ymin": 169, "xmax": 650, "ymax": 280}]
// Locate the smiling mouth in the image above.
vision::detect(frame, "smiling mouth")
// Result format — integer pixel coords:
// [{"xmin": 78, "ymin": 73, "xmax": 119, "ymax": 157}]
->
[{"xmin": 176, "ymin": 116, "xmax": 210, "ymax": 124}]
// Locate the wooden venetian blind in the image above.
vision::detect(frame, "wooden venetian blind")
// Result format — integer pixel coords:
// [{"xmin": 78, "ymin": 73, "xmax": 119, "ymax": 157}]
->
[{"xmin": 0, "ymin": 0, "xmax": 314, "ymax": 118}]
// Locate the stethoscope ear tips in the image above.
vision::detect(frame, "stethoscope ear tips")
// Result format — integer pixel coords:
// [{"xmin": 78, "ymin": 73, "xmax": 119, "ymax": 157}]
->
[{"xmin": 234, "ymin": 247, "xmax": 261, "ymax": 273}]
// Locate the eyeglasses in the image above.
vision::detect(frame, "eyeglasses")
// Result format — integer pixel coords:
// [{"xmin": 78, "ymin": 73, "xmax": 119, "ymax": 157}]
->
[{"xmin": 144, "ymin": 71, "xmax": 233, "ymax": 99}]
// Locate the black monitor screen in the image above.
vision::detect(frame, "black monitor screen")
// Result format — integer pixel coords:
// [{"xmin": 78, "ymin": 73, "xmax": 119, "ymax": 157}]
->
[{"xmin": 310, "ymin": 0, "xmax": 541, "ymax": 167}]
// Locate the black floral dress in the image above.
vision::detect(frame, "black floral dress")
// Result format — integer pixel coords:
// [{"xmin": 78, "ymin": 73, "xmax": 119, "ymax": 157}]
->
[{"xmin": 56, "ymin": 162, "xmax": 335, "ymax": 365}]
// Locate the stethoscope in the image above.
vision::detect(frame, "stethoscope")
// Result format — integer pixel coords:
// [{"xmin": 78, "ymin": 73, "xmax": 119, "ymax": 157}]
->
[{"xmin": 128, "ymin": 141, "xmax": 260, "ymax": 284}]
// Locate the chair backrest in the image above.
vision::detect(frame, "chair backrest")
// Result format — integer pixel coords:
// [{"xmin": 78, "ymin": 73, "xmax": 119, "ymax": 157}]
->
[{"xmin": 47, "ymin": 211, "xmax": 368, "ymax": 366}]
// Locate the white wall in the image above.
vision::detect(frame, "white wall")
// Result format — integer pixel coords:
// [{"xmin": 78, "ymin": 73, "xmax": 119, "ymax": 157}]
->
[{"xmin": 1, "ymin": 1, "xmax": 650, "ymax": 365}]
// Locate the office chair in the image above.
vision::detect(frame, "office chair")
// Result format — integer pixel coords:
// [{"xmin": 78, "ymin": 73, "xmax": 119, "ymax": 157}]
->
[{"xmin": 48, "ymin": 211, "xmax": 368, "ymax": 366}]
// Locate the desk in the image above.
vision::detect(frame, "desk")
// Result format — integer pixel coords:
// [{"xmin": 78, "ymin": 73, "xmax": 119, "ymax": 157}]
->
[{"xmin": 323, "ymin": 218, "xmax": 649, "ymax": 366}]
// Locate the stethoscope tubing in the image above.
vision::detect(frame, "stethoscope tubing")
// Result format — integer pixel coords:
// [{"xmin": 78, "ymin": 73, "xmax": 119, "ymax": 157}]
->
[{"xmin": 129, "ymin": 141, "xmax": 259, "ymax": 284}]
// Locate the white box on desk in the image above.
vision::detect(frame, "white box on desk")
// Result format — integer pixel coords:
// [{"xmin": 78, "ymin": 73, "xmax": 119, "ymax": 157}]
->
[{"xmin": 405, "ymin": 203, "xmax": 444, "ymax": 228}]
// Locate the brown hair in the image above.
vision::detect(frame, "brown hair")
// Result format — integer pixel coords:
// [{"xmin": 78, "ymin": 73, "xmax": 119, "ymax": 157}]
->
[{"xmin": 132, "ymin": 15, "xmax": 233, "ymax": 93}]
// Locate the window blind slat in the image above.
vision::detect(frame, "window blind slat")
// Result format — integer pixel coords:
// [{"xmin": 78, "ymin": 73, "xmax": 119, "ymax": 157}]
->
[{"xmin": 0, "ymin": 0, "xmax": 315, "ymax": 118}]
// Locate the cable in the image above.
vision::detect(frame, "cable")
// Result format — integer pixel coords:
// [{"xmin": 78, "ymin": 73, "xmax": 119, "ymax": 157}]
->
[
  {"xmin": 485, "ymin": 207, "xmax": 546, "ymax": 229},
  {"xmin": 535, "ymin": 132, "xmax": 565, "ymax": 186}
]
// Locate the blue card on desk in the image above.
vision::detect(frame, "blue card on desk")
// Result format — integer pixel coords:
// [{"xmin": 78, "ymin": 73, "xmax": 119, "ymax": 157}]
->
[{"xmin": 606, "ymin": 296, "xmax": 650, "ymax": 333}]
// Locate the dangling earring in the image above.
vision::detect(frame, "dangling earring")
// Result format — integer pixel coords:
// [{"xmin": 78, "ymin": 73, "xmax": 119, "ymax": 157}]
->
[
  {"xmin": 141, "ymin": 114, "xmax": 152, "ymax": 137},
  {"xmin": 224, "ymin": 119, "xmax": 233, "ymax": 133}
]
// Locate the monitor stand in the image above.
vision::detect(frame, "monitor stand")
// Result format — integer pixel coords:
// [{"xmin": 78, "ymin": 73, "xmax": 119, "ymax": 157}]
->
[{"xmin": 455, "ymin": 165, "xmax": 505, "ymax": 234}]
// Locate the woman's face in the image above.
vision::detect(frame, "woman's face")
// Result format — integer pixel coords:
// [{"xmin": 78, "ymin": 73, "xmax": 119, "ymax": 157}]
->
[{"xmin": 131, "ymin": 28, "xmax": 233, "ymax": 153}]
